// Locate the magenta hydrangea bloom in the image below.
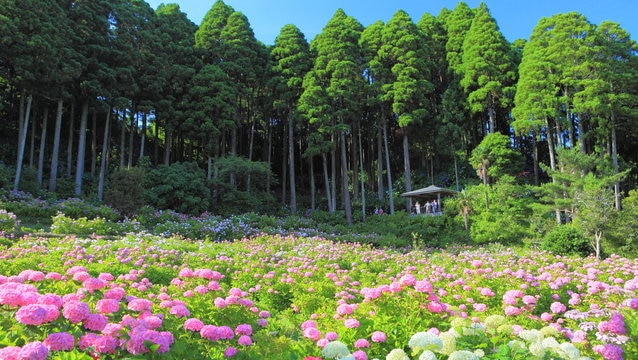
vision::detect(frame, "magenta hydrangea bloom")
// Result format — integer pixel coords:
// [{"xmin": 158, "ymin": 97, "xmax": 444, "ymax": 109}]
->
[
  {"xmin": 354, "ymin": 338, "xmax": 370, "ymax": 348},
  {"xmin": 63, "ymin": 301, "xmax": 90, "ymax": 323},
  {"xmin": 96, "ymin": 298, "xmax": 120, "ymax": 314},
  {"xmin": 169, "ymin": 304, "xmax": 190, "ymax": 318},
  {"xmin": 0, "ymin": 346, "xmax": 21, "ymax": 359},
  {"xmin": 224, "ymin": 346, "xmax": 238, "ymax": 357},
  {"xmin": 201, "ymin": 325, "xmax": 220, "ymax": 341},
  {"xmin": 83, "ymin": 313, "xmax": 108, "ymax": 331},
  {"xmin": 371, "ymin": 331, "xmax": 387, "ymax": 343},
  {"xmin": 43, "ymin": 332, "xmax": 75, "ymax": 351},
  {"xmin": 15, "ymin": 304, "xmax": 58, "ymax": 325},
  {"xmin": 303, "ymin": 327, "xmax": 321, "ymax": 341},
  {"xmin": 235, "ymin": 323, "xmax": 253, "ymax": 336},
  {"xmin": 18, "ymin": 341, "xmax": 49, "ymax": 360},
  {"xmin": 128, "ymin": 298, "xmax": 153, "ymax": 312},
  {"xmin": 184, "ymin": 318, "xmax": 205, "ymax": 332},
  {"xmin": 238, "ymin": 335, "xmax": 252, "ymax": 346},
  {"xmin": 344, "ymin": 318, "xmax": 360, "ymax": 328},
  {"xmin": 353, "ymin": 350, "xmax": 368, "ymax": 360},
  {"xmin": 593, "ymin": 343, "xmax": 623, "ymax": 360}
]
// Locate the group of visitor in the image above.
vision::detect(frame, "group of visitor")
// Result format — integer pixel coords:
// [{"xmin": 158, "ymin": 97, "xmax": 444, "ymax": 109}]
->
[{"xmin": 413, "ymin": 200, "xmax": 440, "ymax": 215}]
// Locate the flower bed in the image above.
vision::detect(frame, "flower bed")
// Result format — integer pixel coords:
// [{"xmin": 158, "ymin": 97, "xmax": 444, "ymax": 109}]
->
[{"xmin": 0, "ymin": 233, "xmax": 636, "ymax": 359}]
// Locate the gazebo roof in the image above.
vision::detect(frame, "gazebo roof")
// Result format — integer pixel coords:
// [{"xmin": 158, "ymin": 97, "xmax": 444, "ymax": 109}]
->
[{"xmin": 400, "ymin": 185, "xmax": 458, "ymax": 199}]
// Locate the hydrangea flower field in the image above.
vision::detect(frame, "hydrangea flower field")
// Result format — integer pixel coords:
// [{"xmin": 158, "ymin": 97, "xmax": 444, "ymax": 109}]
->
[{"xmin": 0, "ymin": 232, "xmax": 636, "ymax": 359}]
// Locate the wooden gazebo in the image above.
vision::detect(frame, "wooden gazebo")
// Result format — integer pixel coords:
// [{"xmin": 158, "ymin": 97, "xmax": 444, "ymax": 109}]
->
[{"xmin": 400, "ymin": 185, "xmax": 458, "ymax": 214}]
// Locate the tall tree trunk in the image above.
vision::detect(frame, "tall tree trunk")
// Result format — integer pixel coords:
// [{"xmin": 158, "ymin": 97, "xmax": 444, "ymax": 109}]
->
[
  {"xmin": 322, "ymin": 153, "xmax": 332, "ymax": 212},
  {"xmin": 74, "ymin": 100, "xmax": 89, "ymax": 196},
  {"xmin": 66, "ymin": 103, "xmax": 75, "ymax": 178},
  {"xmin": 37, "ymin": 107, "xmax": 49, "ymax": 186},
  {"xmin": 402, "ymin": 131, "xmax": 412, "ymax": 212},
  {"xmin": 383, "ymin": 119, "xmax": 395, "ymax": 214},
  {"xmin": 611, "ymin": 115, "xmax": 621, "ymax": 210},
  {"xmin": 266, "ymin": 120, "xmax": 272, "ymax": 192},
  {"xmin": 545, "ymin": 118, "xmax": 561, "ymax": 224},
  {"xmin": 310, "ymin": 156, "xmax": 316, "ymax": 210},
  {"xmin": 13, "ymin": 93, "xmax": 32, "ymax": 191},
  {"xmin": 128, "ymin": 108, "xmax": 135, "ymax": 168},
  {"xmin": 29, "ymin": 107, "xmax": 36, "ymax": 168},
  {"xmin": 358, "ymin": 129, "xmax": 365, "ymax": 219},
  {"xmin": 377, "ymin": 125, "xmax": 384, "ymax": 201},
  {"xmin": 139, "ymin": 113, "xmax": 147, "ymax": 161},
  {"xmin": 91, "ymin": 110, "xmax": 97, "ymax": 176},
  {"xmin": 340, "ymin": 131, "xmax": 352, "ymax": 225},
  {"xmin": 288, "ymin": 113, "xmax": 297, "ymax": 214},
  {"xmin": 281, "ymin": 125, "xmax": 288, "ymax": 205},
  {"xmin": 49, "ymin": 100, "xmax": 64, "ymax": 192},
  {"xmin": 164, "ymin": 130, "xmax": 172, "ymax": 165},
  {"xmin": 98, "ymin": 108, "xmax": 111, "ymax": 201},
  {"xmin": 532, "ymin": 134, "xmax": 539, "ymax": 186},
  {"xmin": 120, "ymin": 109, "xmax": 126, "ymax": 168},
  {"xmin": 330, "ymin": 134, "xmax": 337, "ymax": 212}
]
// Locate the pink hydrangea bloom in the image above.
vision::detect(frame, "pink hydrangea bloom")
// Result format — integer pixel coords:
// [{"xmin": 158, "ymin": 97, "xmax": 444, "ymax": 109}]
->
[
  {"xmin": 550, "ymin": 301, "xmax": 567, "ymax": 314},
  {"xmin": 169, "ymin": 304, "xmax": 190, "ymax": 318},
  {"xmin": 354, "ymin": 338, "xmax": 370, "ymax": 348},
  {"xmin": 18, "ymin": 341, "xmax": 49, "ymax": 360},
  {"xmin": 235, "ymin": 324, "xmax": 253, "ymax": 336},
  {"xmin": 96, "ymin": 298, "xmax": 120, "ymax": 314},
  {"xmin": 82, "ymin": 278, "xmax": 107, "ymax": 293},
  {"xmin": 128, "ymin": 298, "xmax": 153, "ymax": 312},
  {"xmin": 184, "ymin": 318, "xmax": 205, "ymax": 331},
  {"xmin": 301, "ymin": 320, "xmax": 318, "ymax": 330},
  {"xmin": 63, "ymin": 301, "xmax": 90, "ymax": 323},
  {"xmin": 84, "ymin": 313, "xmax": 108, "ymax": 331},
  {"xmin": 325, "ymin": 331, "xmax": 339, "ymax": 341},
  {"xmin": 15, "ymin": 304, "xmax": 58, "ymax": 325},
  {"xmin": 353, "ymin": 350, "xmax": 368, "ymax": 360},
  {"xmin": 415, "ymin": 280, "xmax": 433, "ymax": 293},
  {"xmin": 0, "ymin": 346, "xmax": 21, "ymax": 359},
  {"xmin": 593, "ymin": 343, "xmax": 623, "ymax": 360},
  {"xmin": 344, "ymin": 318, "xmax": 360, "ymax": 328},
  {"xmin": 43, "ymin": 332, "xmax": 75, "ymax": 351},
  {"xmin": 371, "ymin": 331, "xmax": 387, "ymax": 342},
  {"xmin": 238, "ymin": 335, "xmax": 253, "ymax": 346},
  {"xmin": 303, "ymin": 327, "xmax": 322, "ymax": 341},
  {"xmin": 224, "ymin": 346, "xmax": 238, "ymax": 357}
]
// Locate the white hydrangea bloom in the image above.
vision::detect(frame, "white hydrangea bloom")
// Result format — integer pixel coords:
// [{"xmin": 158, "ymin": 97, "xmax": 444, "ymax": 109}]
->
[
  {"xmin": 418, "ymin": 350, "xmax": 437, "ymax": 360},
  {"xmin": 528, "ymin": 341, "xmax": 546, "ymax": 358},
  {"xmin": 541, "ymin": 336, "xmax": 560, "ymax": 350},
  {"xmin": 408, "ymin": 332, "xmax": 443, "ymax": 351},
  {"xmin": 558, "ymin": 342, "xmax": 581, "ymax": 359},
  {"xmin": 321, "ymin": 341, "xmax": 350, "ymax": 359},
  {"xmin": 519, "ymin": 329, "xmax": 543, "ymax": 343},
  {"xmin": 386, "ymin": 348, "xmax": 410, "ymax": 360},
  {"xmin": 448, "ymin": 350, "xmax": 479, "ymax": 360}
]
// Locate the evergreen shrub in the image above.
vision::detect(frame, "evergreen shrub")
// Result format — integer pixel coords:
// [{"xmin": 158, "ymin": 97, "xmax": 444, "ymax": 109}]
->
[{"xmin": 541, "ymin": 224, "xmax": 590, "ymax": 256}]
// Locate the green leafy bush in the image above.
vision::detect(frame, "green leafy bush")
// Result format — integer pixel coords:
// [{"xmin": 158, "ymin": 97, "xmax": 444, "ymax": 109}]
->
[
  {"xmin": 104, "ymin": 167, "xmax": 146, "ymax": 216},
  {"xmin": 540, "ymin": 224, "xmax": 590, "ymax": 256},
  {"xmin": 53, "ymin": 197, "xmax": 120, "ymax": 221},
  {"xmin": 144, "ymin": 162, "xmax": 210, "ymax": 215},
  {"xmin": 0, "ymin": 209, "xmax": 19, "ymax": 232}
]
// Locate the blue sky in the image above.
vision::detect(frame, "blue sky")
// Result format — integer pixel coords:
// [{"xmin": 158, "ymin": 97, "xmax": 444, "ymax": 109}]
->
[{"xmin": 145, "ymin": 0, "xmax": 637, "ymax": 45}]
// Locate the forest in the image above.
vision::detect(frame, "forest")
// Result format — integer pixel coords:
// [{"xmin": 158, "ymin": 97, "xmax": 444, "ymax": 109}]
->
[{"xmin": 1, "ymin": 0, "xmax": 637, "ymax": 257}]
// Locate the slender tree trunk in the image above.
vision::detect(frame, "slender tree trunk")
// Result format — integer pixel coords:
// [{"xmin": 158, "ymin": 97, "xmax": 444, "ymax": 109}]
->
[
  {"xmin": 611, "ymin": 117, "xmax": 621, "ymax": 210},
  {"xmin": 546, "ymin": 118, "xmax": 561, "ymax": 224},
  {"xmin": 29, "ymin": 108, "xmax": 36, "ymax": 168},
  {"xmin": 322, "ymin": 153, "xmax": 332, "ymax": 212},
  {"xmin": 377, "ymin": 125, "xmax": 384, "ymax": 201},
  {"xmin": 120, "ymin": 109, "xmax": 126, "ymax": 168},
  {"xmin": 288, "ymin": 113, "xmax": 297, "ymax": 214},
  {"xmin": 230, "ymin": 127, "xmax": 237, "ymax": 186},
  {"xmin": 532, "ymin": 134, "xmax": 539, "ymax": 186},
  {"xmin": 74, "ymin": 100, "xmax": 89, "ymax": 196},
  {"xmin": 310, "ymin": 156, "xmax": 316, "ymax": 210},
  {"xmin": 383, "ymin": 119, "xmax": 395, "ymax": 214},
  {"xmin": 49, "ymin": 100, "xmax": 64, "ymax": 192},
  {"xmin": 139, "ymin": 113, "xmax": 147, "ymax": 161},
  {"xmin": 91, "ymin": 110, "xmax": 97, "ymax": 176},
  {"xmin": 37, "ymin": 107, "xmax": 49, "ymax": 186},
  {"xmin": 266, "ymin": 120, "xmax": 272, "ymax": 192},
  {"xmin": 164, "ymin": 130, "xmax": 172, "ymax": 165},
  {"xmin": 358, "ymin": 129, "xmax": 365, "ymax": 219},
  {"xmin": 402, "ymin": 131, "xmax": 412, "ymax": 212},
  {"xmin": 330, "ymin": 135, "xmax": 337, "ymax": 212},
  {"xmin": 98, "ymin": 108, "xmax": 111, "ymax": 201},
  {"xmin": 247, "ymin": 119, "xmax": 256, "ymax": 192},
  {"xmin": 128, "ymin": 109, "xmax": 135, "ymax": 168},
  {"xmin": 340, "ymin": 131, "xmax": 352, "ymax": 224},
  {"xmin": 13, "ymin": 93, "xmax": 32, "ymax": 191},
  {"xmin": 281, "ymin": 125, "xmax": 288, "ymax": 205},
  {"xmin": 66, "ymin": 103, "xmax": 75, "ymax": 178}
]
